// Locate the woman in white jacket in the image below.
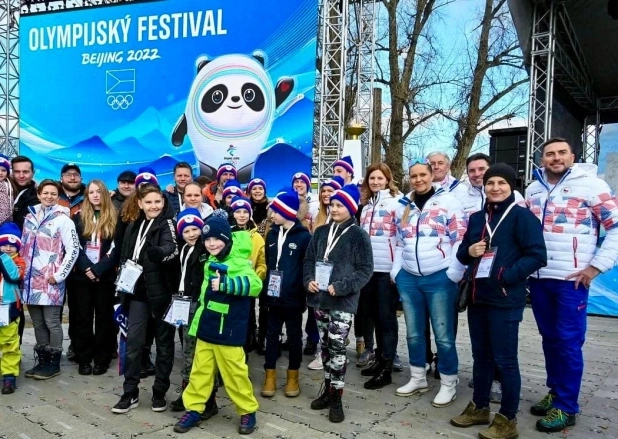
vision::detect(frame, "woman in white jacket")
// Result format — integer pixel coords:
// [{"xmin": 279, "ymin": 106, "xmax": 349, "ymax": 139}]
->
[
  {"xmin": 358, "ymin": 163, "xmax": 402, "ymax": 390},
  {"xmin": 21, "ymin": 179, "xmax": 79, "ymax": 380},
  {"xmin": 392, "ymin": 161, "xmax": 465, "ymax": 406}
]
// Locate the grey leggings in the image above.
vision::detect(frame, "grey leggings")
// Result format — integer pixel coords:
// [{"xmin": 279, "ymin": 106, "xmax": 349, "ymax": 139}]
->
[{"xmin": 28, "ymin": 305, "xmax": 63, "ymax": 349}]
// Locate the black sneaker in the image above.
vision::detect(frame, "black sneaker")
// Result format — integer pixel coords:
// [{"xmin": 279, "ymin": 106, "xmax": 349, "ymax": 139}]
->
[
  {"xmin": 112, "ymin": 393, "xmax": 139, "ymax": 414},
  {"xmin": 78, "ymin": 363, "xmax": 93, "ymax": 375},
  {"xmin": 151, "ymin": 393, "xmax": 168, "ymax": 412}
]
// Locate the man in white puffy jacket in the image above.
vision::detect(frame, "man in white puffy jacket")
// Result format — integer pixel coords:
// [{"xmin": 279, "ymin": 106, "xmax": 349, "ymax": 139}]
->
[
  {"xmin": 452, "ymin": 153, "xmax": 525, "ymax": 223},
  {"xmin": 525, "ymin": 138, "xmax": 618, "ymax": 433}
]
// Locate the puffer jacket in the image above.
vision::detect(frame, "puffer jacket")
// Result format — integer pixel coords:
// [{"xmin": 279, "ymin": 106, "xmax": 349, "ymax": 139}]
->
[
  {"xmin": 437, "ymin": 175, "xmax": 460, "ymax": 192},
  {"xmin": 1, "ymin": 253, "xmax": 25, "ymax": 322},
  {"xmin": 391, "ymin": 188, "xmax": 466, "ymax": 283},
  {"xmin": 451, "ymin": 182, "xmax": 525, "ymax": 224},
  {"xmin": 303, "ymin": 217, "xmax": 374, "ymax": 314},
  {"xmin": 526, "ymin": 163, "xmax": 618, "ymax": 280},
  {"xmin": 179, "ymin": 202, "xmax": 214, "ymax": 221},
  {"xmin": 232, "ymin": 223, "xmax": 267, "ymax": 280},
  {"xmin": 359, "ymin": 189, "xmax": 402, "ymax": 272},
  {"xmin": 119, "ymin": 210, "xmax": 178, "ymax": 315},
  {"xmin": 58, "ymin": 184, "xmax": 85, "ymax": 218},
  {"xmin": 21, "ymin": 204, "xmax": 79, "ymax": 306},
  {"xmin": 189, "ymin": 232, "xmax": 262, "ymax": 347}
]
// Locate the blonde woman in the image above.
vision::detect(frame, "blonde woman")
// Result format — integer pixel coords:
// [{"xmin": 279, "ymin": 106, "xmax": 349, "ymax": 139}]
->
[
  {"xmin": 71, "ymin": 180, "xmax": 119, "ymax": 376},
  {"xmin": 312, "ymin": 177, "xmax": 344, "ymax": 231}
]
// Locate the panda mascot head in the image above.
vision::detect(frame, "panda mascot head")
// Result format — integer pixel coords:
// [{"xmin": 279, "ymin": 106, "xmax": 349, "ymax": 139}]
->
[{"xmin": 172, "ymin": 51, "xmax": 294, "ymax": 182}]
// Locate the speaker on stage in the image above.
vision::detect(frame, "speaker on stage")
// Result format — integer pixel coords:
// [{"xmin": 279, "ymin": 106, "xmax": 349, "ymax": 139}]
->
[{"xmin": 488, "ymin": 127, "xmax": 527, "ymax": 193}]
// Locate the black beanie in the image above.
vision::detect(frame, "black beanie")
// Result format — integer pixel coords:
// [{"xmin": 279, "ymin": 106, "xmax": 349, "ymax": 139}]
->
[{"xmin": 483, "ymin": 163, "xmax": 517, "ymax": 191}]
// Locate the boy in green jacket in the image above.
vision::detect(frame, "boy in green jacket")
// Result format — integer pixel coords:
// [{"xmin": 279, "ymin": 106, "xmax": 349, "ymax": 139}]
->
[{"xmin": 174, "ymin": 214, "xmax": 262, "ymax": 435}]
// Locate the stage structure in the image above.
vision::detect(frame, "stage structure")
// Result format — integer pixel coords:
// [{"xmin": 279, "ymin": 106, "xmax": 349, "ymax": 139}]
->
[
  {"xmin": 3, "ymin": 0, "xmax": 377, "ymax": 185},
  {"xmin": 508, "ymin": 0, "xmax": 618, "ymax": 183}
]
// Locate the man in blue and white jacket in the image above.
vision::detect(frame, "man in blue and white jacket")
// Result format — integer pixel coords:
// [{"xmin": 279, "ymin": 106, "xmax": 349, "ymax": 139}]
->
[
  {"xmin": 525, "ymin": 138, "xmax": 618, "ymax": 433},
  {"xmin": 452, "ymin": 153, "xmax": 525, "ymax": 224}
]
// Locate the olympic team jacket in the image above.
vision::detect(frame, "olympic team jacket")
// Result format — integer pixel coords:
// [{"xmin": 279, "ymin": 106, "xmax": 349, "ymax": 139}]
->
[
  {"xmin": 438, "ymin": 175, "xmax": 460, "ymax": 192},
  {"xmin": 391, "ymin": 188, "xmax": 466, "ymax": 283},
  {"xmin": 20, "ymin": 204, "xmax": 79, "ymax": 306},
  {"xmin": 189, "ymin": 232, "xmax": 262, "ymax": 347},
  {"xmin": 359, "ymin": 189, "xmax": 402, "ymax": 272},
  {"xmin": 526, "ymin": 164, "xmax": 618, "ymax": 280},
  {"xmin": 451, "ymin": 182, "xmax": 525, "ymax": 224}
]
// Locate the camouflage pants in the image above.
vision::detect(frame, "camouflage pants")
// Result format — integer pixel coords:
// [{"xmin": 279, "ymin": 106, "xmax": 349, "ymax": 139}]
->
[
  {"xmin": 181, "ymin": 302, "xmax": 199, "ymax": 382},
  {"xmin": 314, "ymin": 308, "xmax": 353, "ymax": 389}
]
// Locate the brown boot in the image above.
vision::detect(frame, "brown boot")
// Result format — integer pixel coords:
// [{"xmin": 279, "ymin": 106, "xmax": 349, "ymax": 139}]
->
[
  {"xmin": 284, "ymin": 369, "xmax": 300, "ymax": 397},
  {"xmin": 479, "ymin": 413, "xmax": 519, "ymax": 439},
  {"xmin": 261, "ymin": 369, "xmax": 277, "ymax": 397},
  {"xmin": 450, "ymin": 401, "xmax": 491, "ymax": 427}
]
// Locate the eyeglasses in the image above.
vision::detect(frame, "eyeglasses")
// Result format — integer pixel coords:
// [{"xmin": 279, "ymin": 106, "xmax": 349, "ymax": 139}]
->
[{"xmin": 62, "ymin": 172, "xmax": 80, "ymax": 178}]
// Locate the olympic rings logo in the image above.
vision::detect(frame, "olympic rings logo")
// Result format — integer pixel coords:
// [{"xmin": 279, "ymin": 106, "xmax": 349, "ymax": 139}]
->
[{"xmin": 107, "ymin": 95, "xmax": 134, "ymax": 110}]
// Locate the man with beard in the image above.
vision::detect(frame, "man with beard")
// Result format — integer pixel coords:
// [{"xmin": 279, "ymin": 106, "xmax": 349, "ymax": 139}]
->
[
  {"xmin": 11, "ymin": 155, "xmax": 40, "ymax": 345},
  {"xmin": 58, "ymin": 163, "xmax": 85, "ymax": 217},
  {"xmin": 58, "ymin": 163, "xmax": 86, "ymax": 363},
  {"xmin": 526, "ymin": 138, "xmax": 618, "ymax": 432},
  {"xmin": 112, "ymin": 170, "xmax": 136, "ymax": 211}
]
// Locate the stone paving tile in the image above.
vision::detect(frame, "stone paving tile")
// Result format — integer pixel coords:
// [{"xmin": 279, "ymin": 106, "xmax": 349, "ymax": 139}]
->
[{"xmin": 2, "ymin": 309, "xmax": 618, "ymax": 438}]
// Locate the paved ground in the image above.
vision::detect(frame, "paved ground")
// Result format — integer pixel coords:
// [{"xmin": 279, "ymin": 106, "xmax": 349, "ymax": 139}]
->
[{"xmin": 1, "ymin": 308, "xmax": 617, "ymax": 439}]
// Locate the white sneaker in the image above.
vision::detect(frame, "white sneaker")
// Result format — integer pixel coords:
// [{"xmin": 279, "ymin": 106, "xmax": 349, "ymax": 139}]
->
[{"xmin": 308, "ymin": 352, "xmax": 323, "ymax": 370}]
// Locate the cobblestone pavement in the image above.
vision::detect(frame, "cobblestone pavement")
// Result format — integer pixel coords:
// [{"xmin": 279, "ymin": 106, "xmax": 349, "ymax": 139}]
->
[{"xmin": 1, "ymin": 308, "xmax": 617, "ymax": 439}]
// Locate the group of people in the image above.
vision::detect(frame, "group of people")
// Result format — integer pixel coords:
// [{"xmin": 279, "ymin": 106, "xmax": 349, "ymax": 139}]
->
[{"xmin": 0, "ymin": 137, "xmax": 614, "ymax": 438}]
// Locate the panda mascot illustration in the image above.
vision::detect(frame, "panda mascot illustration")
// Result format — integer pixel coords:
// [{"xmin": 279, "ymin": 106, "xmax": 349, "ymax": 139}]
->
[{"xmin": 172, "ymin": 51, "xmax": 294, "ymax": 182}]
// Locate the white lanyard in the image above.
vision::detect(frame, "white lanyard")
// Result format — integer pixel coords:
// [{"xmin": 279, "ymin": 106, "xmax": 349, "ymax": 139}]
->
[
  {"xmin": 91, "ymin": 215, "xmax": 99, "ymax": 246},
  {"xmin": 132, "ymin": 219, "xmax": 154, "ymax": 260},
  {"xmin": 323, "ymin": 223, "xmax": 352, "ymax": 261},
  {"xmin": 13, "ymin": 187, "xmax": 26, "ymax": 206},
  {"xmin": 178, "ymin": 192, "xmax": 183, "ymax": 209},
  {"xmin": 276, "ymin": 226, "xmax": 292, "ymax": 270},
  {"xmin": 484, "ymin": 201, "xmax": 517, "ymax": 245},
  {"xmin": 178, "ymin": 244, "xmax": 195, "ymax": 293}
]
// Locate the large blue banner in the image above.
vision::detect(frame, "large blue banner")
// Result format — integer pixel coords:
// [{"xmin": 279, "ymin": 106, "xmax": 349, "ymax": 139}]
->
[{"xmin": 19, "ymin": 0, "xmax": 318, "ymax": 191}]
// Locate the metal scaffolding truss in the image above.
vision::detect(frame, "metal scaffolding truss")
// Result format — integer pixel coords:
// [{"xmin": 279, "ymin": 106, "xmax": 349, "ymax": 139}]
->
[
  {"xmin": 313, "ymin": 0, "xmax": 376, "ymax": 182},
  {"xmin": 525, "ymin": 0, "xmax": 602, "ymax": 182},
  {"xmin": 313, "ymin": 0, "xmax": 349, "ymax": 182},
  {"xmin": 0, "ymin": 0, "xmax": 19, "ymax": 157},
  {"xmin": 352, "ymin": 0, "xmax": 375, "ymax": 170}
]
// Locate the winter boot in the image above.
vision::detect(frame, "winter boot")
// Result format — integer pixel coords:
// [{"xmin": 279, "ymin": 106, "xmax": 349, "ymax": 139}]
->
[
  {"xmin": 310, "ymin": 379, "xmax": 331, "ymax": 410},
  {"xmin": 261, "ymin": 369, "xmax": 277, "ymax": 397},
  {"xmin": 201, "ymin": 391, "xmax": 219, "ymax": 420},
  {"xmin": 170, "ymin": 380, "xmax": 188, "ymax": 412},
  {"xmin": 396, "ymin": 366, "xmax": 429, "ymax": 396},
  {"xmin": 432, "ymin": 374, "xmax": 458, "ymax": 407},
  {"xmin": 284, "ymin": 369, "xmax": 300, "ymax": 397},
  {"xmin": 328, "ymin": 387, "xmax": 345, "ymax": 423},
  {"xmin": 360, "ymin": 357, "xmax": 381, "ymax": 377},
  {"xmin": 450, "ymin": 401, "xmax": 491, "ymax": 427},
  {"xmin": 24, "ymin": 345, "xmax": 46, "ymax": 378},
  {"xmin": 479, "ymin": 413, "xmax": 519, "ymax": 439},
  {"xmin": 34, "ymin": 348, "xmax": 62, "ymax": 380},
  {"xmin": 364, "ymin": 359, "xmax": 392, "ymax": 390}
]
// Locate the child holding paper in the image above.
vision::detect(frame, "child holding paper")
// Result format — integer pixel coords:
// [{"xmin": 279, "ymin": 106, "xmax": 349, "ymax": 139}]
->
[
  {"xmin": 174, "ymin": 215, "xmax": 262, "ymax": 435},
  {"xmin": 169, "ymin": 208, "xmax": 217, "ymax": 420},
  {"xmin": 0, "ymin": 222, "xmax": 26, "ymax": 394}
]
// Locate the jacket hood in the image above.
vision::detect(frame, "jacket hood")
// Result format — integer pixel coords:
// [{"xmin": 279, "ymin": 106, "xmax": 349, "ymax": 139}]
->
[
  {"xmin": 534, "ymin": 162, "xmax": 599, "ymax": 185},
  {"xmin": 367, "ymin": 189, "xmax": 399, "ymax": 205},
  {"xmin": 228, "ymin": 230, "xmax": 253, "ymax": 260},
  {"xmin": 29, "ymin": 203, "xmax": 70, "ymax": 218},
  {"xmin": 269, "ymin": 219, "xmax": 305, "ymax": 236}
]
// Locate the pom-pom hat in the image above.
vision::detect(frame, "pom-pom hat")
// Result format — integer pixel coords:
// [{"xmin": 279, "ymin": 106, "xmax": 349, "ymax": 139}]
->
[
  {"xmin": 217, "ymin": 163, "xmax": 238, "ymax": 181},
  {"xmin": 333, "ymin": 156, "xmax": 354, "ymax": 176},
  {"xmin": 202, "ymin": 215, "xmax": 232, "ymax": 244},
  {"xmin": 177, "ymin": 208, "xmax": 205, "ymax": 236},
  {"xmin": 222, "ymin": 180, "xmax": 243, "ymax": 200},
  {"xmin": 0, "ymin": 155, "xmax": 11, "ymax": 174},
  {"xmin": 292, "ymin": 172, "xmax": 311, "ymax": 189},
  {"xmin": 330, "ymin": 184, "xmax": 361, "ymax": 216},
  {"xmin": 230, "ymin": 196, "xmax": 253, "ymax": 217},
  {"xmin": 135, "ymin": 167, "xmax": 159, "ymax": 187},
  {"xmin": 321, "ymin": 176, "xmax": 344, "ymax": 191},
  {"xmin": 270, "ymin": 191, "xmax": 300, "ymax": 222},
  {"xmin": 247, "ymin": 178, "xmax": 266, "ymax": 194},
  {"xmin": 0, "ymin": 222, "xmax": 22, "ymax": 251}
]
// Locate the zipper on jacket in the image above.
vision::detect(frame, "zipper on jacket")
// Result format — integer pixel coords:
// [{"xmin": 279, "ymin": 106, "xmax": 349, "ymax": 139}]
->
[
  {"xmin": 368, "ymin": 192, "xmax": 380, "ymax": 234},
  {"xmin": 414, "ymin": 213, "xmax": 423, "ymax": 275},
  {"xmin": 388, "ymin": 240, "xmax": 394, "ymax": 262},
  {"xmin": 498, "ymin": 267, "xmax": 507, "ymax": 296},
  {"xmin": 573, "ymin": 237, "xmax": 578, "ymax": 268},
  {"xmin": 437, "ymin": 238, "xmax": 445, "ymax": 258}
]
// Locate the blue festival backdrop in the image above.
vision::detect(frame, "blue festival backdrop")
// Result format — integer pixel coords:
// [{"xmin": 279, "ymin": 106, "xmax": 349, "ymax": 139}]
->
[{"xmin": 19, "ymin": 0, "xmax": 318, "ymax": 193}]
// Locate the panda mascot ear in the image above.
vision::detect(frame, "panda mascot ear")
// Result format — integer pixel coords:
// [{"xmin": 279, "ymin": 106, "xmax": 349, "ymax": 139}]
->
[
  {"xmin": 196, "ymin": 55, "xmax": 211, "ymax": 73},
  {"xmin": 252, "ymin": 50, "xmax": 267, "ymax": 67},
  {"xmin": 171, "ymin": 116, "xmax": 188, "ymax": 147},
  {"xmin": 275, "ymin": 77, "xmax": 294, "ymax": 108}
]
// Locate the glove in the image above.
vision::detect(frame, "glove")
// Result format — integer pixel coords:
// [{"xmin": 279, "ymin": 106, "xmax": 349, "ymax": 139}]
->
[{"xmin": 146, "ymin": 246, "xmax": 164, "ymax": 262}]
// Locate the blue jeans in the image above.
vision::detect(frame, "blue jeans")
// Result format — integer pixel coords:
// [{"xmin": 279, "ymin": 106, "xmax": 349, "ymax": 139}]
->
[
  {"xmin": 529, "ymin": 278, "xmax": 587, "ymax": 415},
  {"xmin": 395, "ymin": 268, "xmax": 458, "ymax": 375},
  {"xmin": 468, "ymin": 304, "xmax": 524, "ymax": 420}
]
